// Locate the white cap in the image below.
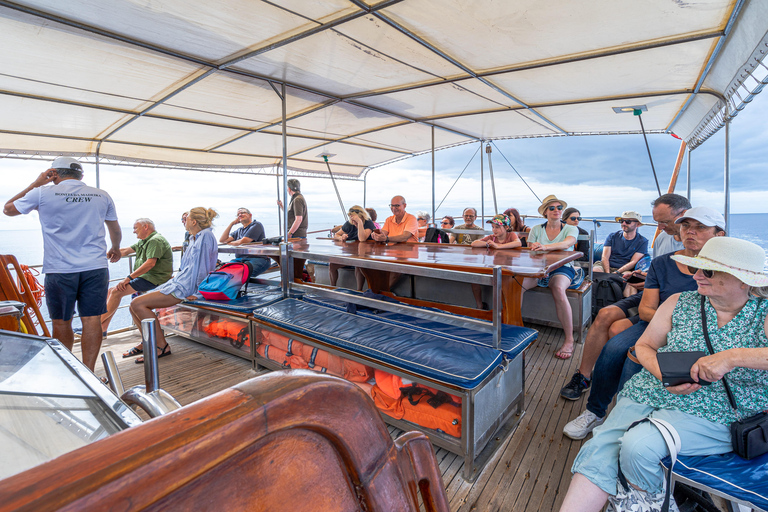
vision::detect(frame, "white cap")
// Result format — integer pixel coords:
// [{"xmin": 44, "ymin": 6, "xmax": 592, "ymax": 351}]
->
[
  {"xmin": 50, "ymin": 156, "xmax": 83, "ymax": 172},
  {"xmin": 674, "ymin": 207, "xmax": 725, "ymax": 231}
]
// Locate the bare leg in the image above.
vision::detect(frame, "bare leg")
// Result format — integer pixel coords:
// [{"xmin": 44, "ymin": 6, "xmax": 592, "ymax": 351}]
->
[
  {"xmin": 128, "ymin": 291, "xmax": 181, "ymax": 351},
  {"xmin": 101, "ymin": 285, "xmax": 136, "ymax": 332},
  {"xmin": 329, "ymin": 263, "xmax": 340, "ymax": 286},
  {"xmin": 608, "ymin": 318, "xmax": 634, "ymax": 338},
  {"xmin": 471, "ymin": 283, "xmax": 484, "ymax": 309},
  {"xmin": 578, "ymin": 305, "xmax": 626, "ymax": 379},
  {"xmin": 558, "ymin": 473, "xmax": 609, "ymax": 512},
  {"xmin": 550, "ymin": 274, "xmax": 575, "ymax": 358},
  {"xmin": 354, "ymin": 267, "xmax": 366, "ymax": 291},
  {"xmin": 52, "ymin": 318, "xmax": 75, "ymax": 351},
  {"xmin": 80, "ymin": 315, "xmax": 104, "ymax": 371}
]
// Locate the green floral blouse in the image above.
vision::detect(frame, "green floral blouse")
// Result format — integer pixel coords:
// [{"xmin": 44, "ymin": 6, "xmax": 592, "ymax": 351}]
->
[{"xmin": 620, "ymin": 291, "xmax": 768, "ymax": 425}]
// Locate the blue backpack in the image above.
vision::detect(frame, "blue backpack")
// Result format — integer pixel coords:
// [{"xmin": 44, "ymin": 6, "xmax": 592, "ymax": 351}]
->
[{"xmin": 198, "ymin": 261, "xmax": 252, "ymax": 300}]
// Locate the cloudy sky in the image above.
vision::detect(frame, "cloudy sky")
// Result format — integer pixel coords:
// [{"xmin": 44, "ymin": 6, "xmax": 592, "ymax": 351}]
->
[{"xmin": 2, "ymin": 87, "xmax": 766, "ymax": 243}]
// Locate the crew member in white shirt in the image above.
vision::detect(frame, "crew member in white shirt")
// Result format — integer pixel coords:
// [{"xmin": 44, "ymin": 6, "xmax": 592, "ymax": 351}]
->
[{"xmin": 4, "ymin": 157, "xmax": 121, "ymax": 370}]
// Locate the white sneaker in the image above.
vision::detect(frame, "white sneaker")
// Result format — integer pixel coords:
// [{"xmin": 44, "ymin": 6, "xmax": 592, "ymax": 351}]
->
[{"xmin": 563, "ymin": 410, "xmax": 605, "ymax": 440}]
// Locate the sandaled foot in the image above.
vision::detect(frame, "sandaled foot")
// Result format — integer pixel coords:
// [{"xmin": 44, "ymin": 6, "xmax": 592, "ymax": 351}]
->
[
  {"xmin": 135, "ymin": 344, "xmax": 172, "ymax": 364},
  {"xmin": 122, "ymin": 345, "xmax": 143, "ymax": 358},
  {"xmin": 554, "ymin": 344, "xmax": 574, "ymax": 359}
]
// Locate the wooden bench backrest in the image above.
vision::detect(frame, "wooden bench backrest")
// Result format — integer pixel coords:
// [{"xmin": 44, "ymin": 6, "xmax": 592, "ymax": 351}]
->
[{"xmin": 0, "ymin": 371, "xmax": 449, "ymax": 512}]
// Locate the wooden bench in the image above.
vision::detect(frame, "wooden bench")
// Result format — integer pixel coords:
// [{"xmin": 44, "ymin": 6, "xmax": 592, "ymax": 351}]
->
[
  {"xmin": 0, "ymin": 371, "xmax": 449, "ymax": 512},
  {"xmin": 521, "ymin": 279, "xmax": 592, "ymax": 342}
]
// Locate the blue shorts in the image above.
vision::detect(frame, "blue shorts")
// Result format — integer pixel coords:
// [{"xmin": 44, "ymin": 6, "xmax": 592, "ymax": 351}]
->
[
  {"xmin": 613, "ymin": 292, "xmax": 643, "ymax": 318},
  {"xmin": 45, "ymin": 268, "xmax": 109, "ymax": 320},
  {"xmin": 128, "ymin": 276, "xmax": 158, "ymax": 293},
  {"xmin": 537, "ymin": 265, "xmax": 584, "ymax": 289}
]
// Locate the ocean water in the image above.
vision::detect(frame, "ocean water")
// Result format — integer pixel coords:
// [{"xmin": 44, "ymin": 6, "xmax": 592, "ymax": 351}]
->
[{"xmin": 1, "ymin": 213, "xmax": 766, "ymax": 331}]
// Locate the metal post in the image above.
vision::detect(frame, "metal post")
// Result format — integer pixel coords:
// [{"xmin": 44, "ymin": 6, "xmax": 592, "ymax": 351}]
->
[
  {"xmin": 492, "ymin": 266, "xmax": 502, "ymax": 350},
  {"xmin": 322, "ymin": 155, "xmax": 347, "ymax": 221},
  {"xmin": 485, "ymin": 143, "xmax": 498, "ymax": 214},
  {"xmin": 724, "ymin": 116, "xmax": 730, "ymax": 234},
  {"xmin": 140, "ymin": 318, "xmax": 160, "ymax": 393},
  {"xmin": 282, "ymin": 83, "xmax": 289, "ymax": 241},
  {"xmin": 280, "ymin": 242, "xmax": 293, "ymax": 298},
  {"xmin": 100, "ymin": 351, "xmax": 125, "ymax": 396},
  {"xmin": 363, "ymin": 172, "xmax": 367, "ymax": 208},
  {"xmin": 95, "ymin": 143, "xmax": 101, "ymax": 189},
  {"xmin": 431, "ymin": 126, "xmax": 436, "ymax": 224},
  {"xmin": 589, "ymin": 229, "xmax": 595, "ymax": 282},
  {"xmin": 480, "ymin": 141, "xmax": 484, "ymax": 222},
  {"xmin": 686, "ymin": 146, "xmax": 691, "ymax": 201},
  {"xmin": 276, "ymin": 173, "xmax": 282, "ymax": 234}
]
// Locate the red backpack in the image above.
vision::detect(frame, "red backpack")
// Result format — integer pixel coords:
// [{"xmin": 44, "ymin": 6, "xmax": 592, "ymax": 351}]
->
[{"xmin": 198, "ymin": 261, "xmax": 252, "ymax": 300}]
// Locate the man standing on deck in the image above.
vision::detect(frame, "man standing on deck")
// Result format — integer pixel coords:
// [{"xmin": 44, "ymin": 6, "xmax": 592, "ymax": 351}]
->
[
  {"xmin": 3, "ymin": 157, "xmax": 121, "ymax": 371},
  {"xmin": 101, "ymin": 218, "xmax": 172, "ymax": 338},
  {"xmin": 277, "ymin": 179, "xmax": 308, "ymax": 239},
  {"xmin": 220, "ymin": 207, "xmax": 272, "ymax": 277},
  {"xmin": 592, "ymin": 210, "xmax": 648, "ymax": 274},
  {"xmin": 452, "ymin": 207, "xmax": 485, "ymax": 244}
]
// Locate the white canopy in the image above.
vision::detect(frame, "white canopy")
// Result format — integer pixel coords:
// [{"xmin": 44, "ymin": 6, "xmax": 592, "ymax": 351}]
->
[{"xmin": 1, "ymin": 0, "xmax": 767, "ymax": 178}]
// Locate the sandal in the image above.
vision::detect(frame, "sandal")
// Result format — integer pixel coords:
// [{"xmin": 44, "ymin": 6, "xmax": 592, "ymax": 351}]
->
[
  {"xmin": 135, "ymin": 344, "xmax": 172, "ymax": 364},
  {"xmin": 554, "ymin": 346, "xmax": 574, "ymax": 360},
  {"xmin": 122, "ymin": 345, "xmax": 143, "ymax": 358}
]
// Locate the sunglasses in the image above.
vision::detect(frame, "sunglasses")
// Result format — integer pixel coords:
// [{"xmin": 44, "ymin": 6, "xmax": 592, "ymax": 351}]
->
[
  {"xmin": 441, "ymin": 221, "xmax": 451, "ymax": 226},
  {"xmin": 687, "ymin": 266, "xmax": 715, "ymax": 278},
  {"xmin": 568, "ymin": 216, "xmax": 582, "ymax": 221},
  {"xmin": 621, "ymin": 219, "xmax": 636, "ymax": 225},
  {"xmin": 547, "ymin": 205, "xmax": 564, "ymax": 211},
  {"xmin": 389, "ymin": 203, "xmax": 403, "ymax": 208}
]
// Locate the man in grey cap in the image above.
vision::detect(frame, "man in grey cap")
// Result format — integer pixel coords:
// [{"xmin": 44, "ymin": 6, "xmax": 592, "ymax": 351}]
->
[{"xmin": 3, "ymin": 157, "xmax": 121, "ymax": 370}]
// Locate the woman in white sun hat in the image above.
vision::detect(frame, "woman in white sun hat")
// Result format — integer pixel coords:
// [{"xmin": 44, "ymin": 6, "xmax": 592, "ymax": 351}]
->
[{"xmin": 560, "ymin": 237, "xmax": 768, "ymax": 512}]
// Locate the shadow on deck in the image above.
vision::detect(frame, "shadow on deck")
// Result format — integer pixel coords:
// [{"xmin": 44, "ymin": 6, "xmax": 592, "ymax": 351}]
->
[{"xmin": 80, "ymin": 324, "xmax": 589, "ymax": 512}]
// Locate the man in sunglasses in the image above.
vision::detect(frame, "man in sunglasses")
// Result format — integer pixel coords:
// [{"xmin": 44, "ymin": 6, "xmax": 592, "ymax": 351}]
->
[{"xmin": 593, "ymin": 211, "xmax": 648, "ymax": 274}]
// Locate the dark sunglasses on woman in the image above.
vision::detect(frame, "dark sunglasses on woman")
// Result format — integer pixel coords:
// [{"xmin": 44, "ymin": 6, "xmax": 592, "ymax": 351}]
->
[
  {"xmin": 548, "ymin": 205, "xmax": 563, "ymax": 211},
  {"xmin": 568, "ymin": 216, "xmax": 581, "ymax": 221},
  {"xmin": 688, "ymin": 266, "xmax": 715, "ymax": 278}
]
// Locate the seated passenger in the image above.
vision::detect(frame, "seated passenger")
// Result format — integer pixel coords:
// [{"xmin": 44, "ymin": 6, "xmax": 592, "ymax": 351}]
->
[
  {"xmin": 171, "ymin": 211, "xmax": 191, "ymax": 256},
  {"xmin": 503, "ymin": 207, "xmax": 531, "ymax": 247},
  {"xmin": 453, "ymin": 207, "xmax": 485, "ymax": 244},
  {"xmin": 416, "ymin": 211, "xmax": 430, "ymax": 242},
  {"xmin": 557, "ymin": 194, "xmax": 690, "ymax": 406},
  {"xmin": 440, "ymin": 216, "xmax": 455, "ymax": 244},
  {"xmin": 219, "ymin": 207, "xmax": 271, "ymax": 277},
  {"xmin": 592, "ymin": 211, "xmax": 648, "ymax": 274},
  {"xmin": 124, "ymin": 207, "xmax": 219, "ymax": 363},
  {"xmin": 330, "ymin": 205, "xmax": 376, "ymax": 290},
  {"xmin": 370, "ymin": 196, "xmax": 419, "ymax": 289},
  {"xmin": 521, "ymin": 195, "xmax": 583, "ymax": 359},
  {"xmin": 101, "ymin": 218, "xmax": 173, "ymax": 337},
  {"xmin": 562, "ymin": 206, "xmax": 724, "ymax": 440},
  {"xmin": 562, "ymin": 207, "xmax": 589, "ymax": 261},
  {"xmin": 558, "ymin": 237, "xmax": 768, "ymax": 512},
  {"xmin": 470, "ymin": 214, "xmax": 521, "ymax": 309},
  {"xmin": 366, "ymin": 208, "xmax": 380, "ymax": 229}
]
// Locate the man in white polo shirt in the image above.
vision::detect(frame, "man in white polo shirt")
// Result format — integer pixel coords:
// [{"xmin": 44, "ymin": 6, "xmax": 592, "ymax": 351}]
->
[{"xmin": 4, "ymin": 157, "xmax": 122, "ymax": 370}]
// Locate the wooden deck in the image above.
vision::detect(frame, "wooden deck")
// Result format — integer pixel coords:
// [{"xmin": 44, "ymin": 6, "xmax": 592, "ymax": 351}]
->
[{"xmin": 80, "ymin": 323, "xmax": 590, "ymax": 511}]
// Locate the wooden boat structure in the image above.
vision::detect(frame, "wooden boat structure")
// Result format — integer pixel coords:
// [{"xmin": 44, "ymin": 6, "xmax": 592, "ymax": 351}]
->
[{"xmin": 1, "ymin": 1, "xmax": 768, "ymax": 510}]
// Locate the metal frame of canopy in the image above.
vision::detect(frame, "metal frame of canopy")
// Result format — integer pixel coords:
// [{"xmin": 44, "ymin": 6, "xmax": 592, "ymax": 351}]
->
[{"xmin": 2, "ymin": 0, "xmax": 768, "ymax": 236}]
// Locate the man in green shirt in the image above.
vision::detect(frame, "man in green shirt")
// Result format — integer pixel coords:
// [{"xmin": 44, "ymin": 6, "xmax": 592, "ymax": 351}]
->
[{"xmin": 100, "ymin": 218, "xmax": 173, "ymax": 336}]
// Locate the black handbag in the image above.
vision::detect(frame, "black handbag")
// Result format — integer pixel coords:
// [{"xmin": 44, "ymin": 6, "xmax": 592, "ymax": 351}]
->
[{"xmin": 700, "ymin": 295, "xmax": 768, "ymax": 460}]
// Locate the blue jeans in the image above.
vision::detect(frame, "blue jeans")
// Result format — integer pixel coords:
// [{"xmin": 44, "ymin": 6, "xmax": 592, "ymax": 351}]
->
[
  {"xmin": 233, "ymin": 257, "xmax": 273, "ymax": 277},
  {"xmin": 586, "ymin": 320, "xmax": 649, "ymax": 418}
]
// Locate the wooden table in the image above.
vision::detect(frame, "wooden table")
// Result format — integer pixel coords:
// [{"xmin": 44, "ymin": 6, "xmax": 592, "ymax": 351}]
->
[{"xmin": 221, "ymin": 239, "xmax": 580, "ymax": 327}]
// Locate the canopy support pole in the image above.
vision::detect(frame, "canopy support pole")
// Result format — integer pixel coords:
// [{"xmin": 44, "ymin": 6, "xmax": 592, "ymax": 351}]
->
[
  {"xmin": 276, "ymin": 173, "xmax": 282, "ymax": 235},
  {"xmin": 485, "ymin": 143, "xmax": 498, "ymax": 214},
  {"xmin": 686, "ymin": 146, "xmax": 691, "ymax": 201},
  {"xmin": 724, "ymin": 115, "xmax": 730, "ymax": 234},
  {"xmin": 281, "ymin": 83, "xmax": 288, "ymax": 240},
  {"xmin": 480, "ymin": 141, "xmax": 484, "ymax": 222},
  {"xmin": 322, "ymin": 155, "xmax": 348, "ymax": 222},
  {"xmin": 431, "ymin": 126, "xmax": 435, "ymax": 225},
  {"xmin": 635, "ymin": 111, "xmax": 662, "ymax": 196},
  {"xmin": 363, "ymin": 173, "xmax": 367, "ymax": 208},
  {"xmin": 95, "ymin": 141, "xmax": 102, "ymax": 189}
]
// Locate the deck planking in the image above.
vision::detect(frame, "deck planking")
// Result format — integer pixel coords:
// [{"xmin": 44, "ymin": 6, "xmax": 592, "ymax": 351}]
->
[{"xmin": 76, "ymin": 322, "xmax": 591, "ymax": 512}]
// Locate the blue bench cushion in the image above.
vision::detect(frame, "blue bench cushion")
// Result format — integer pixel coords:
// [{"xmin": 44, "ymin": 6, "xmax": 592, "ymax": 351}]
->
[
  {"xmin": 664, "ymin": 452, "xmax": 768, "ymax": 511},
  {"xmin": 252, "ymin": 299, "xmax": 504, "ymax": 389},
  {"xmin": 301, "ymin": 291, "xmax": 537, "ymax": 360},
  {"xmin": 184, "ymin": 285, "xmax": 284, "ymax": 313}
]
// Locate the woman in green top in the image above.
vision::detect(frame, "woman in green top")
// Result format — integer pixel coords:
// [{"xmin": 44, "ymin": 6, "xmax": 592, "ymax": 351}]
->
[
  {"xmin": 559, "ymin": 237, "xmax": 768, "ymax": 512},
  {"xmin": 522, "ymin": 194, "xmax": 582, "ymax": 359}
]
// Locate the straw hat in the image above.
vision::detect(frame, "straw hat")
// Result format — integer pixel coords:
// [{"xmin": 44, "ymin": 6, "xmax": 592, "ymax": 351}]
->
[
  {"xmin": 671, "ymin": 237, "xmax": 768, "ymax": 287},
  {"xmin": 537, "ymin": 194, "xmax": 567, "ymax": 216},
  {"xmin": 615, "ymin": 210, "xmax": 643, "ymax": 224}
]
